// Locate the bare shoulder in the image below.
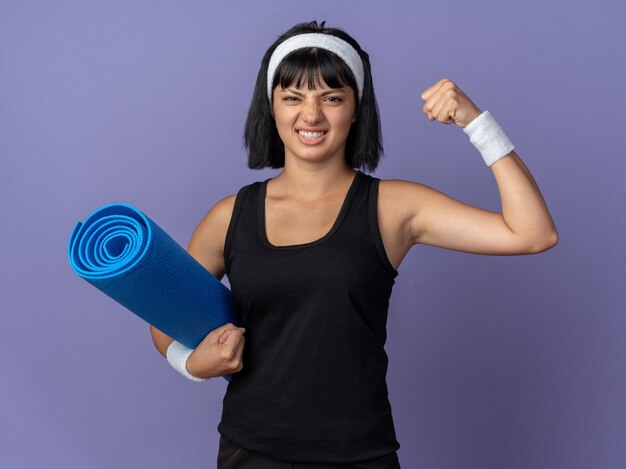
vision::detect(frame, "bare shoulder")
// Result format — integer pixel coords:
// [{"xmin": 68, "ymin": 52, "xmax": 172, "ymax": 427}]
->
[
  {"xmin": 377, "ymin": 176, "xmax": 465, "ymax": 251},
  {"xmin": 186, "ymin": 193, "xmax": 238, "ymax": 281},
  {"xmin": 372, "ymin": 178, "xmax": 431, "ymax": 271},
  {"xmin": 378, "ymin": 177, "xmax": 431, "ymax": 204},
  {"xmin": 377, "ymin": 178, "xmax": 430, "ymax": 244},
  {"xmin": 195, "ymin": 193, "xmax": 238, "ymax": 239},
  {"xmin": 378, "ymin": 177, "xmax": 466, "ymax": 246}
]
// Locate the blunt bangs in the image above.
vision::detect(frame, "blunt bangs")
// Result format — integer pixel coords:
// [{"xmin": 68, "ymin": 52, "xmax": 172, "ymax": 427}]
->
[{"xmin": 273, "ymin": 48, "xmax": 358, "ymax": 105}]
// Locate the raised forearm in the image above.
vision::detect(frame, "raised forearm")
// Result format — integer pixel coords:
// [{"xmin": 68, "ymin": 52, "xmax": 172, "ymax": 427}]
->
[{"xmin": 490, "ymin": 150, "xmax": 558, "ymax": 249}]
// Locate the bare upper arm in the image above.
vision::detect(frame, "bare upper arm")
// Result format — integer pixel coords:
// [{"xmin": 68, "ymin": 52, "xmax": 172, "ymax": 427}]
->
[
  {"xmin": 186, "ymin": 193, "xmax": 238, "ymax": 281},
  {"xmin": 389, "ymin": 179, "xmax": 544, "ymax": 255},
  {"xmin": 149, "ymin": 193, "xmax": 237, "ymax": 355}
]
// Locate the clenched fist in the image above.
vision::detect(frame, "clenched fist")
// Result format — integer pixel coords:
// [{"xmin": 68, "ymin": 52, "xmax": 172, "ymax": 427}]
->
[
  {"xmin": 420, "ymin": 78, "xmax": 482, "ymax": 129},
  {"xmin": 186, "ymin": 323, "xmax": 247, "ymax": 379}
]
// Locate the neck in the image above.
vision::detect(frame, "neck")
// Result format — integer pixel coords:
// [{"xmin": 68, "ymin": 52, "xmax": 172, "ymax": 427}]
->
[{"xmin": 269, "ymin": 161, "xmax": 357, "ymax": 201}]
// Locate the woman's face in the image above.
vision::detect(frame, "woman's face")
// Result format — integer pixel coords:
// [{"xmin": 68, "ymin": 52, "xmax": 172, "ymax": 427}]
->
[{"xmin": 272, "ymin": 76, "xmax": 357, "ymax": 165}]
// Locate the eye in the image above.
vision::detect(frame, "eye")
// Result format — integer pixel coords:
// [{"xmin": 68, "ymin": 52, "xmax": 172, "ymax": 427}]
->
[
  {"xmin": 325, "ymin": 96, "xmax": 343, "ymax": 102},
  {"xmin": 283, "ymin": 96, "xmax": 299, "ymax": 101}
]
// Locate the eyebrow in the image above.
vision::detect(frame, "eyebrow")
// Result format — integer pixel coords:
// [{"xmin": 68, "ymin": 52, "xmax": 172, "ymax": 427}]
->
[{"xmin": 281, "ymin": 88, "xmax": 346, "ymax": 96}]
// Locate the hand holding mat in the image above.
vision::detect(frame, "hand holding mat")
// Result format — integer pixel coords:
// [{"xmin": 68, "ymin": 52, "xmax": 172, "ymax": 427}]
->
[{"xmin": 67, "ymin": 202, "xmax": 240, "ymax": 382}]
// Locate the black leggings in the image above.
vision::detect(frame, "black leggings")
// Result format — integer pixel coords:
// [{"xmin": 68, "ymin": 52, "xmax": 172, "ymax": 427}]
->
[{"xmin": 217, "ymin": 435, "xmax": 401, "ymax": 469}]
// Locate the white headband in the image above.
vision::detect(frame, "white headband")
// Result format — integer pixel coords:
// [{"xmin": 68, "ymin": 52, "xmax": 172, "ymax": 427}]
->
[{"xmin": 266, "ymin": 32, "xmax": 364, "ymax": 104}]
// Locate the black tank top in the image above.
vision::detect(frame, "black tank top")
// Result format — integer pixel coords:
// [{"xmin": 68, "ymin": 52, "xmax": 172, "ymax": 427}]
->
[{"xmin": 217, "ymin": 169, "xmax": 400, "ymax": 464}]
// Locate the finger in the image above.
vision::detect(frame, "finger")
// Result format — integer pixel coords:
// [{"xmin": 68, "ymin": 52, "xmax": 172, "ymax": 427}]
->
[
  {"xmin": 422, "ymin": 105, "xmax": 434, "ymax": 120},
  {"xmin": 437, "ymin": 108, "xmax": 454, "ymax": 124},
  {"xmin": 221, "ymin": 328, "xmax": 245, "ymax": 347},
  {"xmin": 442, "ymin": 101, "xmax": 456, "ymax": 124},
  {"xmin": 234, "ymin": 335, "xmax": 245, "ymax": 357},
  {"xmin": 420, "ymin": 78, "xmax": 448, "ymax": 102},
  {"xmin": 218, "ymin": 330, "xmax": 229, "ymax": 344},
  {"xmin": 420, "ymin": 81, "xmax": 443, "ymax": 101},
  {"xmin": 217, "ymin": 322, "xmax": 236, "ymax": 333},
  {"xmin": 214, "ymin": 322, "xmax": 242, "ymax": 338},
  {"xmin": 232, "ymin": 338, "xmax": 245, "ymax": 371},
  {"xmin": 430, "ymin": 93, "xmax": 448, "ymax": 121},
  {"xmin": 423, "ymin": 91, "xmax": 442, "ymax": 119},
  {"xmin": 218, "ymin": 324, "xmax": 246, "ymax": 344},
  {"xmin": 423, "ymin": 92, "xmax": 441, "ymax": 112},
  {"xmin": 229, "ymin": 334, "xmax": 245, "ymax": 363}
]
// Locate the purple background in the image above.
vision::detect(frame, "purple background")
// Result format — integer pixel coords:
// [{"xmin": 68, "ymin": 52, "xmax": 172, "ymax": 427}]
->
[{"xmin": 1, "ymin": 1, "xmax": 624, "ymax": 468}]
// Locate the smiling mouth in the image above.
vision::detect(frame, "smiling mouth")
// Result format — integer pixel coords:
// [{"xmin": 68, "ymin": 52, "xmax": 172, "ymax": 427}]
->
[{"xmin": 297, "ymin": 130, "xmax": 328, "ymax": 139}]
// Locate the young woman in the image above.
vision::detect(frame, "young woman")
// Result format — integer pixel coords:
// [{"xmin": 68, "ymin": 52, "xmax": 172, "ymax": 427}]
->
[{"xmin": 150, "ymin": 20, "xmax": 558, "ymax": 469}]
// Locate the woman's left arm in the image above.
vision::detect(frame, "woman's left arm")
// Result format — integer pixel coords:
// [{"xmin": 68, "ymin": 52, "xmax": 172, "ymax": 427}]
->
[{"xmin": 402, "ymin": 78, "xmax": 558, "ymax": 255}]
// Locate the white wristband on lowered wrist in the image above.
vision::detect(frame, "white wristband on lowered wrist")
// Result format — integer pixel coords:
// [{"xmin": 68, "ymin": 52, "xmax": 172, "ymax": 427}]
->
[
  {"xmin": 166, "ymin": 340, "xmax": 208, "ymax": 382},
  {"xmin": 463, "ymin": 110, "xmax": 516, "ymax": 167}
]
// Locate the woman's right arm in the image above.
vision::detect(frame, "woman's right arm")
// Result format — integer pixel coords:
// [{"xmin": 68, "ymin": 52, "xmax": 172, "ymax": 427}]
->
[{"xmin": 149, "ymin": 193, "xmax": 246, "ymax": 378}]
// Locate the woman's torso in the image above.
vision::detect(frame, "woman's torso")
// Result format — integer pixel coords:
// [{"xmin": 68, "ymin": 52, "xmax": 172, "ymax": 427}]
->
[{"xmin": 215, "ymin": 169, "xmax": 403, "ymax": 463}]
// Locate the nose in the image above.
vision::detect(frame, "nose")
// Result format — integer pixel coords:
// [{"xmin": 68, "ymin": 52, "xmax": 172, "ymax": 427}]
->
[{"xmin": 301, "ymin": 98, "xmax": 323, "ymax": 124}]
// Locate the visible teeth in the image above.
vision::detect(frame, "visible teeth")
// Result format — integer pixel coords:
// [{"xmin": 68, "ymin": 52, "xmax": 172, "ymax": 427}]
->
[{"xmin": 298, "ymin": 130, "xmax": 326, "ymax": 139}]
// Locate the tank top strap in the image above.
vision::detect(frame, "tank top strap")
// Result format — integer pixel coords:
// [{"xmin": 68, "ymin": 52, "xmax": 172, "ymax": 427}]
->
[
  {"xmin": 366, "ymin": 174, "xmax": 399, "ymax": 278},
  {"xmin": 223, "ymin": 180, "xmax": 261, "ymax": 277},
  {"xmin": 340, "ymin": 172, "xmax": 398, "ymax": 279}
]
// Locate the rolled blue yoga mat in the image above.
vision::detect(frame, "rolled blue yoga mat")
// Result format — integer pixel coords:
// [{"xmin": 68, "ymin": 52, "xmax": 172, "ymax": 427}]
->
[{"xmin": 67, "ymin": 202, "xmax": 238, "ymax": 382}]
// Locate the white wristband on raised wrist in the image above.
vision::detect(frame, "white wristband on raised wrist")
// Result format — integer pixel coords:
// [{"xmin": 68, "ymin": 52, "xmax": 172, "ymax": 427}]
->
[
  {"xmin": 463, "ymin": 110, "xmax": 516, "ymax": 167},
  {"xmin": 166, "ymin": 340, "xmax": 208, "ymax": 382}
]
